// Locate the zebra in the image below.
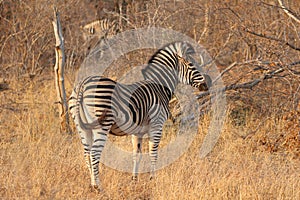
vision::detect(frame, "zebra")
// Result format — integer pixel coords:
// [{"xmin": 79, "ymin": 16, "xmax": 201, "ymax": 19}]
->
[
  {"xmin": 81, "ymin": 19, "xmax": 120, "ymax": 58},
  {"xmin": 69, "ymin": 41, "xmax": 212, "ymax": 190},
  {"xmin": 82, "ymin": 18, "xmax": 120, "ymax": 41}
]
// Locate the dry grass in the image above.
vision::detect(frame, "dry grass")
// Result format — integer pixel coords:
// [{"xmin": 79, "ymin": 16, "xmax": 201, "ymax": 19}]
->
[
  {"xmin": 1, "ymin": 78, "xmax": 299, "ymax": 200},
  {"xmin": 1, "ymin": 0, "xmax": 300, "ymax": 199}
]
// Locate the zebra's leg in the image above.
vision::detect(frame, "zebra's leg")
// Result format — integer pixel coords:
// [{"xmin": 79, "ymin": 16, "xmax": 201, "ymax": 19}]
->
[
  {"xmin": 84, "ymin": 151, "xmax": 92, "ymax": 177},
  {"xmin": 75, "ymin": 124, "xmax": 93, "ymax": 177},
  {"xmin": 82, "ymin": 130, "xmax": 93, "ymax": 176},
  {"xmin": 148, "ymin": 124, "xmax": 163, "ymax": 180},
  {"xmin": 89, "ymin": 127, "xmax": 109, "ymax": 189},
  {"xmin": 132, "ymin": 135, "xmax": 143, "ymax": 180}
]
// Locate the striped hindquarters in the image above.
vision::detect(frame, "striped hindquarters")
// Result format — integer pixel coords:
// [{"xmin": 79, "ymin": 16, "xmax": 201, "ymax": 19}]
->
[{"xmin": 69, "ymin": 76, "xmax": 117, "ymax": 131}]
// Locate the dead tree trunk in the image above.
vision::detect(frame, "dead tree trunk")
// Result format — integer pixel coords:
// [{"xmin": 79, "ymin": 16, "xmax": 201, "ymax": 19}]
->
[{"xmin": 52, "ymin": 8, "xmax": 71, "ymax": 133}]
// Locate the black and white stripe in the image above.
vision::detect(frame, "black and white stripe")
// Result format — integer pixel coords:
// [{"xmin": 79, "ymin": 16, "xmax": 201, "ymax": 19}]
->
[
  {"xmin": 82, "ymin": 19, "xmax": 120, "ymax": 41},
  {"xmin": 69, "ymin": 41, "xmax": 211, "ymax": 189}
]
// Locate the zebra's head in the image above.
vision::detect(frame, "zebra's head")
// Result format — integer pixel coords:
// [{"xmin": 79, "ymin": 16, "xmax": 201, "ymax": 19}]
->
[
  {"xmin": 143, "ymin": 41, "xmax": 211, "ymax": 92},
  {"xmin": 176, "ymin": 54, "xmax": 211, "ymax": 91}
]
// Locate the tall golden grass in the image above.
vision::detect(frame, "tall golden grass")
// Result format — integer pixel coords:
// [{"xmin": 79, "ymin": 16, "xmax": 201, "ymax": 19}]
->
[
  {"xmin": 1, "ymin": 1, "xmax": 300, "ymax": 198},
  {"xmin": 1, "ymin": 78, "xmax": 299, "ymax": 199}
]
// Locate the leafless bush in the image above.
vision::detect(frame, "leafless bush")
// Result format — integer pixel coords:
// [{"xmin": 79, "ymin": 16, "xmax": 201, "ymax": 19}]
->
[
  {"xmin": 0, "ymin": 0, "xmax": 299, "ymax": 149},
  {"xmin": 1, "ymin": 1, "xmax": 299, "ymax": 198}
]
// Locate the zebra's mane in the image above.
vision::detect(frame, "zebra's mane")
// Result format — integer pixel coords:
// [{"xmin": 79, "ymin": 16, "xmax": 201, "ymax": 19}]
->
[
  {"xmin": 141, "ymin": 41, "xmax": 196, "ymax": 91},
  {"xmin": 147, "ymin": 41, "xmax": 195, "ymax": 65}
]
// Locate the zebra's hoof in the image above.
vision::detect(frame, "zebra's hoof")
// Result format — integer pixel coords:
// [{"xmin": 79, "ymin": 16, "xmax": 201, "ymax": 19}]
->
[
  {"xmin": 90, "ymin": 185, "xmax": 102, "ymax": 193},
  {"xmin": 132, "ymin": 176, "xmax": 138, "ymax": 181}
]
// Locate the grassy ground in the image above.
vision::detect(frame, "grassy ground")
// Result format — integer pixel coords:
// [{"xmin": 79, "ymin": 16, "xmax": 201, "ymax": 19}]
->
[
  {"xmin": 1, "ymin": 0, "xmax": 300, "ymax": 199},
  {"xmin": 0, "ymin": 78, "xmax": 299, "ymax": 200}
]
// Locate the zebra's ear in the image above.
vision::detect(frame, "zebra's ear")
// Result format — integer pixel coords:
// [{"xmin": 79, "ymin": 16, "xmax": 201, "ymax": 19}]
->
[
  {"xmin": 141, "ymin": 68, "xmax": 145, "ymax": 75},
  {"xmin": 142, "ymin": 67, "xmax": 152, "ymax": 80},
  {"xmin": 182, "ymin": 41, "xmax": 196, "ymax": 55},
  {"xmin": 204, "ymin": 74, "xmax": 212, "ymax": 88}
]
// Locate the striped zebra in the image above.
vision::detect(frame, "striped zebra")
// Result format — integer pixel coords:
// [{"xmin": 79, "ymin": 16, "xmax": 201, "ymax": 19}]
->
[
  {"xmin": 69, "ymin": 41, "xmax": 211, "ymax": 189},
  {"xmin": 82, "ymin": 19, "xmax": 120, "ymax": 41}
]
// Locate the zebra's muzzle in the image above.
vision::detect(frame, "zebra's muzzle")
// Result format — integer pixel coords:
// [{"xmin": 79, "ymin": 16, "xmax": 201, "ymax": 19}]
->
[
  {"xmin": 199, "ymin": 74, "xmax": 212, "ymax": 91},
  {"xmin": 198, "ymin": 82, "xmax": 209, "ymax": 91}
]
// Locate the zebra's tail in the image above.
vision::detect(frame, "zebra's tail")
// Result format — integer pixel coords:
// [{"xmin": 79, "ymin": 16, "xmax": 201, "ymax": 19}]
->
[{"xmin": 69, "ymin": 78, "xmax": 103, "ymax": 131}]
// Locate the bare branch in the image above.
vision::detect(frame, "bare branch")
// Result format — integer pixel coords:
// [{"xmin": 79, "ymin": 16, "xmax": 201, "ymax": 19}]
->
[
  {"xmin": 213, "ymin": 61, "xmax": 237, "ymax": 84},
  {"xmin": 244, "ymin": 28, "xmax": 300, "ymax": 51},
  {"xmin": 197, "ymin": 68, "xmax": 285, "ymax": 99},
  {"xmin": 283, "ymin": 63, "xmax": 300, "ymax": 76},
  {"xmin": 199, "ymin": 2, "xmax": 209, "ymax": 40},
  {"xmin": 278, "ymin": 0, "xmax": 300, "ymax": 24}
]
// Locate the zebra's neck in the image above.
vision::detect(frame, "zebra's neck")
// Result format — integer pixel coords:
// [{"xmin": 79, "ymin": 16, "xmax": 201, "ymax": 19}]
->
[
  {"xmin": 142, "ymin": 41, "xmax": 195, "ymax": 94},
  {"xmin": 141, "ymin": 64, "xmax": 178, "ymax": 93}
]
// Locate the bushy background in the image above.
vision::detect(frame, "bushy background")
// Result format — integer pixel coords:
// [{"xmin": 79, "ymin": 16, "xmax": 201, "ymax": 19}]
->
[{"xmin": 0, "ymin": 0, "xmax": 299, "ymax": 199}]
